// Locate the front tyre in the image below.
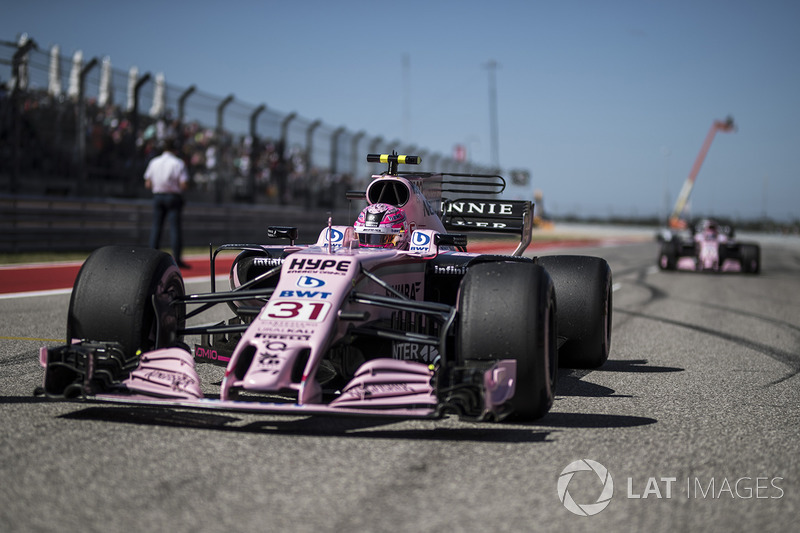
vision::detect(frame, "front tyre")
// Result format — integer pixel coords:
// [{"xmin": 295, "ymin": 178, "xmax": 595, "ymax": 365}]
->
[
  {"xmin": 658, "ymin": 240, "xmax": 678, "ymax": 270},
  {"xmin": 457, "ymin": 261, "xmax": 557, "ymax": 421},
  {"xmin": 740, "ymin": 244, "xmax": 760, "ymax": 274},
  {"xmin": 67, "ymin": 246, "xmax": 186, "ymax": 356}
]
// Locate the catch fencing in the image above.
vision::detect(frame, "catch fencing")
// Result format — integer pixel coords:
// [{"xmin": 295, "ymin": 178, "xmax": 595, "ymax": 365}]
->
[{"xmin": 1, "ymin": 34, "xmax": 494, "ymax": 206}]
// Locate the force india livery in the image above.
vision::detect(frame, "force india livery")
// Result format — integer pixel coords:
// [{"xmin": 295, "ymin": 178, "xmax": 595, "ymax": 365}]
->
[
  {"xmin": 658, "ymin": 218, "xmax": 760, "ymax": 274},
  {"xmin": 38, "ymin": 154, "xmax": 613, "ymax": 422}
]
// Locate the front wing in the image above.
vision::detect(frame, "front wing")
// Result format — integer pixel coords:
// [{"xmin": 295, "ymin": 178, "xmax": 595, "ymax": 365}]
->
[
  {"xmin": 674, "ymin": 256, "xmax": 744, "ymax": 272},
  {"xmin": 38, "ymin": 343, "xmax": 518, "ymax": 422}
]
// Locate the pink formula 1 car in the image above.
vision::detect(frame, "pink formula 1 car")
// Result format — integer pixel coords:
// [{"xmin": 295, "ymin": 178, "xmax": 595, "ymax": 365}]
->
[
  {"xmin": 658, "ymin": 218, "xmax": 760, "ymax": 274},
  {"xmin": 39, "ymin": 154, "xmax": 612, "ymax": 422}
]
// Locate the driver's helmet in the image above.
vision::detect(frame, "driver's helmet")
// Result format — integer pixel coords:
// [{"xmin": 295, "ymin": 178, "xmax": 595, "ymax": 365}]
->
[
  {"xmin": 353, "ymin": 203, "xmax": 409, "ymax": 248},
  {"xmin": 701, "ymin": 219, "xmax": 719, "ymax": 237}
]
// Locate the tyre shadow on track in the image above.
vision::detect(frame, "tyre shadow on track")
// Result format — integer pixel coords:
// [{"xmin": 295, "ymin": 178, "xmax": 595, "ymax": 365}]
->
[
  {"xmin": 595, "ymin": 359, "xmax": 685, "ymax": 373},
  {"xmin": 556, "ymin": 359, "xmax": 684, "ymax": 399},
  {"xmin": 531, "ymin": 360, "xmax": 676, "ymax": 429},
  {"xmin": 535, "ymin": 412, "xmax": 656, "ymax": 428}
]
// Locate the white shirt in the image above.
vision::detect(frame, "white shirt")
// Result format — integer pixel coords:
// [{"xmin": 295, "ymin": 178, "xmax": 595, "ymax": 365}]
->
[{"xmin": 144, "ymin": 150, "xmax": 189, "ymax": 194}]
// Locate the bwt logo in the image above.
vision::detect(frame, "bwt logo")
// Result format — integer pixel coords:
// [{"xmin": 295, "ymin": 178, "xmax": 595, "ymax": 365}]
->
[
  {"xmin": 557, "ymin": 460, "xmax": 614, "ymax": 516},
  {"xmin": 411, "ymin": 232, "xmax": 431, "ymax": 247},
  {"xmin": 323, "ymin": 228, "xmax": 344, "ymax": 244},
  {"xmin": 297, "ymin": 275, "xmax": 325, "ymax": 288}
]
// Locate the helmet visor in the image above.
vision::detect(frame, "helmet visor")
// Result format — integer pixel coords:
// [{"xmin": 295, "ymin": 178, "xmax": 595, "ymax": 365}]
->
[{"xmin": 358, "ymin": 232, "xmax": 401, "ymax": 248}]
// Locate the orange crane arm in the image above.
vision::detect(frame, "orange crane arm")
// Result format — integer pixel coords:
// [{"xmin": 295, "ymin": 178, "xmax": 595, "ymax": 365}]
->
[{"xmin": 668, "ymin": 116, "xmax": 736, "ymax": 229}]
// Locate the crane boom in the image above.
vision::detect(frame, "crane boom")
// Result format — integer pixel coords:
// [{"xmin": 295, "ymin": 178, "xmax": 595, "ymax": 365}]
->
[{"xmin": 668, "ymin": 116, "xmax": 736, "ymax": 229}]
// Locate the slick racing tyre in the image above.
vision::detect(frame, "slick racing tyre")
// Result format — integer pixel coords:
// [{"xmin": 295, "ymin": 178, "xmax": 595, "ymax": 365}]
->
[
  {"xmin": 536, "ymin": 255, "xmax": 612, "ymax": 369},
  {"xmin": 67, "ymin": 246, "xmax": 186, "ymax": 357},
  {"xmin": 740, "ymin": 244, "xmax": 760, "ymax": 274},
  {"xmin": 658, "ymin": 240, "xmax": 678, "ymax": 270},
  {"xmin": 457, "ymin": 261, "xmax": 557, "ymax": 421}
]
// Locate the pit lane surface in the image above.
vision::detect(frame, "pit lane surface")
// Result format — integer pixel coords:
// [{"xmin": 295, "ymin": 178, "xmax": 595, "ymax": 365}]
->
[{"xmin": 1, "ymin": 235, "xmax": 799, "ymax": 532}]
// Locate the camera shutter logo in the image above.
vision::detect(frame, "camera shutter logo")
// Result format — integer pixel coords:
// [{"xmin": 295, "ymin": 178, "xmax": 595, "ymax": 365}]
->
[{"xmin": 557, "ymin": 459, "xmax": 614, "ymax": 516}]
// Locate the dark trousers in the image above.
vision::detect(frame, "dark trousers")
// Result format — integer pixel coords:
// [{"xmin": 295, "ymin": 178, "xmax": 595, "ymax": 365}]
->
[{"xmin": 149, "ymin": 193, "xmax": 184, "ymax": 261}]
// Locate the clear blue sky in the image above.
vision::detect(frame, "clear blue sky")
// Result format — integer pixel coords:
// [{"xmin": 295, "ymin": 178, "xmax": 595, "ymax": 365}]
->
[{"xmin": 3, "ymin": 0, "xmax": 798, "ymax": 221}]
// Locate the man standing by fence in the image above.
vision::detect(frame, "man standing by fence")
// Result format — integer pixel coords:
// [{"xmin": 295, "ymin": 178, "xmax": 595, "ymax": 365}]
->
[{"xmin": 144, "ymin": 138, "xmax": 190, "ymax": 269}]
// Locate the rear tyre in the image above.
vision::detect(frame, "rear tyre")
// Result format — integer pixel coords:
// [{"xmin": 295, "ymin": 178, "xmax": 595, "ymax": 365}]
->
[
  {"xmin": 457, "ymin": 261, "xmax": 557, "ymax": 421},
  {"xmin": 535, "ymin": 255, "xmax": 612, "ymax": 369},
  {"xmin": 67, "ymin": 246, "xmax": 185, "ymax": 357}
]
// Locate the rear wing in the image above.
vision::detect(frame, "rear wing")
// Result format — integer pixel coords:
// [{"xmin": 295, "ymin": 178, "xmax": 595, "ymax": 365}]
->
[
  {"xmin": 442, "ymin": 198, "xmax": 533, "ymax": 257},
  {"xmin": 358, "ymin": 155, "xmax": 533, "ymax": 256}
]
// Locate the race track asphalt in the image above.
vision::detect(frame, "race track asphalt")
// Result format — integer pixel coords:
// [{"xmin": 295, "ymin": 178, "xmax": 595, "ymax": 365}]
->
[{"xmin": 1, "ymin": 230, "xmax": 798, "ymax": 532}]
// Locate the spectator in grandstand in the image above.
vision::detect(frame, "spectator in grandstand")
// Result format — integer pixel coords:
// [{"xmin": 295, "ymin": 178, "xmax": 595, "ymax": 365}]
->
[{"xmin": 143, "ymin": 138, "xmax": 190, "ymax": 269}]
